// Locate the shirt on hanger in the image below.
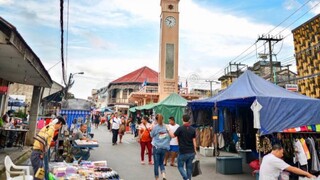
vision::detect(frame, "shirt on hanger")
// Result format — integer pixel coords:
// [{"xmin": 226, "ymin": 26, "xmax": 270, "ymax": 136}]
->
[{"xmin": 251, "ymin": 99, "xmax": 262, "ymax": 129}]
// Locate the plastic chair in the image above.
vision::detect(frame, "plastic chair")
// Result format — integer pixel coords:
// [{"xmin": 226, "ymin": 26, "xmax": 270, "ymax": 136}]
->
[{"xmin": 4, "ymin": 155, "xmax": 33, "ymax": 180}]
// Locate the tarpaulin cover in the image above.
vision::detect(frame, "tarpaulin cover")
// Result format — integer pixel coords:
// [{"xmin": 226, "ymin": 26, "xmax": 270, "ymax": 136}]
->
[
  {"xmin": 154, "ymin": 93, "xmax": 188, "ymax": 125},
  {"xmin": 188, "ymin": 70, "xmax": 320, "ymax": 135}
]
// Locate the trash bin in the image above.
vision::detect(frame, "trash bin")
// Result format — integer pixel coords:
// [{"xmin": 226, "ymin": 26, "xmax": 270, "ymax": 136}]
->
[{"xmin": 216, "ymin": 156, "xmax": 242, "ymax": 174}]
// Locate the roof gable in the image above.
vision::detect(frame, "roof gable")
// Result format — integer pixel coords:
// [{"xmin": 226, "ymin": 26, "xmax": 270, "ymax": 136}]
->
[{"xmin": 111, "ymin": 66, "xmax": 158, "ymax": 84}]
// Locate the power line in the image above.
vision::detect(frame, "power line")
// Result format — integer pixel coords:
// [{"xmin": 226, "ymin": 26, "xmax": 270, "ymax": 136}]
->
[
  {"xmin": 275, "ymin": 0, "xmax": 320, "ymax": 37},
  {"xmin": 266, "ymin": 0, "xmax": 313, "ymax": 35},
  {"xmin": 214, "ymin": 0, "xmax": 318, "ymax": 77},
  {"xmin": 47, "ymin": 61, "xmax": 61, "ymax": 71}
]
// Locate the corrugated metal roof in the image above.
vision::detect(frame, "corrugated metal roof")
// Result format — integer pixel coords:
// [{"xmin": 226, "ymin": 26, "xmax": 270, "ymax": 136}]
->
[{"xmin": 111, "ymin": 66, "xmax": 158, "ymax": 84}]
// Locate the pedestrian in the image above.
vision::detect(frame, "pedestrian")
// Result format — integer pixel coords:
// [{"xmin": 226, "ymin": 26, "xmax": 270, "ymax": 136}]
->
[
  {"xmin": 164, "ymin": 116, "xmax": 179, "ymax": 166},
  {"xmin": 85, "ymin": 114, "xmax": 91, "ymax": 136},
  {"xmin": 94, "ymin": 111, "xmax": 100, "ymax": 129},
  {"xmin": 118, "ymin": 116, "xmax": 126, "ymax": 143},
  {"xmin": 138, "ymin": 116, "xmax": 153, "ymax": 165},
  {"xmin": 107, "ymin": 113, "xmax": 111, "ymax": 130},
  {"xmin": 150, "ymin": 114, "xmax": 171, "ymax": 180},
  {"xmin": 111, "ymin": 112, "xmax": 121, "ymax": 145},
  {"xmin": 259, "ymin": 144, "xmax": 315, "ymax": 180},
  {"xmin": 167, "ymin": 114, "xmax": 197, "ymax": 180},
  {"xmin": 31, "ymin": 116, "xmax": 66, "ymax": 180},
  {"xmin": 128, "ymin": 117, "xmax": 137, "ymax": 136},
  {"xmin": 70, "ymin": 118, "xmax": 77, "ymax": 135}
]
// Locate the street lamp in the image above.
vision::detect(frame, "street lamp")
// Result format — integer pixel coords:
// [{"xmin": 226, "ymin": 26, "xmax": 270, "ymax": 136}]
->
[{"xmin": 64, "ymin": 72, "xmax": 84, "ymax": 100}]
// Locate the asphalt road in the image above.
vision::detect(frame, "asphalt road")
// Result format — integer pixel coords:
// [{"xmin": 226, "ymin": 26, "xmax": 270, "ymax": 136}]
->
[{"xmin": 89, "ymin": 125, "xmax": 255, "ymax": 180}]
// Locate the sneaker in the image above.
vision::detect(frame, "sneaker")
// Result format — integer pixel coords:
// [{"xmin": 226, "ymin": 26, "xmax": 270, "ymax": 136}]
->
[
  {"xmin": 149, "ymin": 161, "xmax": 154, "ymax": 165},
  {"xmin": 141, "ymin": 161, "xmax": 145, "ymax": 165}
]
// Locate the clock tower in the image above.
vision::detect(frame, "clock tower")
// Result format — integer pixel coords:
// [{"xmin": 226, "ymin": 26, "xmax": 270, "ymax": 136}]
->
[{"xmin": 159, "ymin": 0, "xmax": 180, "ymax": 101}]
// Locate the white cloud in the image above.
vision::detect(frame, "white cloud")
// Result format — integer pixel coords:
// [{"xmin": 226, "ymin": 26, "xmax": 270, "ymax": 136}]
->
[
  {"xmin": 0, "ymin": 0, "xmax": 13, "ymax": 5},
  {"xmin": 283, "ymin": 0, "xmax": 301, "ymax": 10},
  {"xmin": 2, "ymin": 0, "xmax": 312, "ymax": 98},
  {"xmin": 309, "ymin": 0, "xmax": 320, "ymax": 14}
]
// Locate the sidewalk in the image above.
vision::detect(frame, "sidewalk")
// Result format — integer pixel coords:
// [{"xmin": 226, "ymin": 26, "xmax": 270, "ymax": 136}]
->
[{"xmin": 0, "ymin": 146, "xmax": 32, "ymax": 177}]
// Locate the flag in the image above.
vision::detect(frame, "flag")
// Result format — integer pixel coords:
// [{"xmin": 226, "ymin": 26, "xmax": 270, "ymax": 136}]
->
[{"xmin": 142, "ymin": 78, "xmax": 147, "ymax": 87}]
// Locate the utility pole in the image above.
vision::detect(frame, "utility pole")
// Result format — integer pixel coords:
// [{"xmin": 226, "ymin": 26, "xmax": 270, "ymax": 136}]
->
[
  {"xmin": 257, "ymin": 35, "xmax": 283, "ymax": 83},
  {"xmin": 205, "ymin": 80, "xmax": 220, "ymax": 97},
  {"xmin": 285, "ymin": 64, "xmax": 291, "ymax": 84}
]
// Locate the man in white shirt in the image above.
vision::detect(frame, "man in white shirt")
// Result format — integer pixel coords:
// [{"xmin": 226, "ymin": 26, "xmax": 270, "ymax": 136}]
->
[
  {"xmin": 164, "ymin": 116, "xmax": 180, "ymax": 166},
  {"xmin": 260, "ymin": 144, "xmax": 314, "ymax": 180}
]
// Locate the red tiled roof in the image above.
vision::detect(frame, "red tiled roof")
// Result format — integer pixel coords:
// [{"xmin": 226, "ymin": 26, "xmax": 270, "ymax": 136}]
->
[{"xmin": 111, "ymin": 66, "xmax": 158, "ymax": 84}]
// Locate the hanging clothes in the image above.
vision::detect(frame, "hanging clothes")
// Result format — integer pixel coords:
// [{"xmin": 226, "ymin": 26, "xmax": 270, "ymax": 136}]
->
[
  {"xmin": 260, "ymin": 137, "xmax": 272, "ymax": 154},
  {"xmin": 250, "ymin": 99, "xmax": 262, "ymax": 129},
  {"xmin": 294, "ymin": 139, "xmax": 308, "ymax": 166},
  {"xmin": 306, "ymin": 137, "xmax": 320, "ymax": 172},
  {"xmin": 218, "ymin": 108, "xmax": 224, "ymax": 133},
  {"xmin": 196, "ymin": 128, "xmax": 200, "ymax": 148},
  {"xmin": 300, "ymin": 138, "xmax": 311, "ymax": 160},
  {"xmin": 218, "ymin": 133, "xmax": 225, "ymax": 149}
]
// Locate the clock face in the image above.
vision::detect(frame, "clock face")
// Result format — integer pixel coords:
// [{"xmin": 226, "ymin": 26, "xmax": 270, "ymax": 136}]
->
[{"xmin": 165, "ymin": 16, "xmax": 176, "ymax": 28}]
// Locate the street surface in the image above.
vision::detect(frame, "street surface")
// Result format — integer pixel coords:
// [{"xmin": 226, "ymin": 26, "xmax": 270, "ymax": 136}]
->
[{"xmin": 89, "ymin": 125, "xmax": 255, "ymax": 180}]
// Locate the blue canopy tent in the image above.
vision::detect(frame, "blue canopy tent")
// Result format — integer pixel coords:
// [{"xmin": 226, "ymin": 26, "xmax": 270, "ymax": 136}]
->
[{"xmin": 189, "ymin": 70, "xmax": 320, "ymax": 135}]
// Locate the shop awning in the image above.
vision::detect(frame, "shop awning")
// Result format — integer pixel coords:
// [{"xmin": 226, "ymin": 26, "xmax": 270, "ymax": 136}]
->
[{"xmin": 0, "ymin": 17, "xmax": 52, "ymax": 87}]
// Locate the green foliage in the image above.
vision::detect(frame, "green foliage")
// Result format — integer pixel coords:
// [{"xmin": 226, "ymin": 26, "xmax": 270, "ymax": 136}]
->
[
  {"xmin": 0, "ymin": 117, "xmax": 3, "ymax": 127},
  {"xmin": 14, "ymin": 110, "xmax": 27, "ymax": 118}
]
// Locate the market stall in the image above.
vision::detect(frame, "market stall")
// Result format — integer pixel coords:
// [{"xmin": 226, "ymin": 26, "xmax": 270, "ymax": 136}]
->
[
  {"xmin": 188, "ymin": 70, "xmax": 320, "ymax": 174},
  {"xmin": 129, "ymin": 93, "xmax": 188, "ymax": 125}
]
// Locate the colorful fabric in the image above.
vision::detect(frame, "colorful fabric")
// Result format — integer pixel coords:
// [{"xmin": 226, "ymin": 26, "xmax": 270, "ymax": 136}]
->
[{"xmin": 300, "ymin": 138, "xmax": 311, "ymax": 160}]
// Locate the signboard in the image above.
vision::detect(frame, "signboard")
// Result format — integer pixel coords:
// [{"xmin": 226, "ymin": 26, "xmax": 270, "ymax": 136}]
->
[{"xmin": 285, "ymin": 84, "xmax": 298, "ymax": 92}]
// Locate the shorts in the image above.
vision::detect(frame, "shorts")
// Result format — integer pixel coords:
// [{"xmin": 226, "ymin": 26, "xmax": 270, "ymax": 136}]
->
[{"xmin": 169, "ymin": 145, "xmax": 179, "ymax": 152}]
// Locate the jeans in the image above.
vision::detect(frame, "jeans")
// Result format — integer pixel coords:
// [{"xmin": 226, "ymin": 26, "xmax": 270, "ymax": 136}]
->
[
  {"xmin": 153, "ymin": 147, "xmax": 167, "ymax": 178},
  {"xmin": 112, "ymin": 129, "xmax": 119, "ymax": 144},
  {"xmin": 177, "ymin": 152, "xmax": 195, "ymax": 180},
  {"xmin": 130, "ymin": 124, "xmax": 136, "ymax": 135},
  {"xmin": 31, "ymin": 150, "xmax": 43, "ymax": 180}
]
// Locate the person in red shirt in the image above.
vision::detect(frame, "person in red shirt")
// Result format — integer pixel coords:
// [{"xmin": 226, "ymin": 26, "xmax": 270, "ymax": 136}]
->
[{"xmin": 138, "ymin": 116, "xmax": 153, "ymax": 165}]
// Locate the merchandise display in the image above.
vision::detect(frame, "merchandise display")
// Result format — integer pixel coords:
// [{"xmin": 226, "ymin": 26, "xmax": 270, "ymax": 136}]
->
[{"xmin": 49, "ymin": 160, "xmax": 120, "ymax": 180}]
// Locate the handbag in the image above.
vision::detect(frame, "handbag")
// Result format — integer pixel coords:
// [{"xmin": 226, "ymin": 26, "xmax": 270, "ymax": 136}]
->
[{"xmin": 192, "ymin": 159, "xmax": 202, "ymax": 177}]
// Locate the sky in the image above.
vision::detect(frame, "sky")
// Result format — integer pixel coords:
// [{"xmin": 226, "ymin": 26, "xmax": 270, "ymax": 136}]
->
[{"xmin": 0, "ymin": 0, "xmax": 319, "ymax": 99}]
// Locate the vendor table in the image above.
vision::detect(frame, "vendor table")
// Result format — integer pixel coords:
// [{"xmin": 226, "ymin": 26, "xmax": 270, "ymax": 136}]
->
[
  {"xmin": 0, "ymin": 128, "xmax": 29, "ymax": 149},
  {"xmin": 73, "ymin": 140, "xmax": 99, "ymax": 148}
]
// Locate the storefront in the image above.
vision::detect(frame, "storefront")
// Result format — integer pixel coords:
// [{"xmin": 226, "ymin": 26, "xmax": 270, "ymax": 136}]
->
[{"xmin": 0, "ymin": 17, "xmax": 53, "ymax": 145}]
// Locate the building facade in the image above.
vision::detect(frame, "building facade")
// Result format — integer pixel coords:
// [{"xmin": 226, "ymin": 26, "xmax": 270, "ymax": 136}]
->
[
  {"xmin": 292, "ymin": 14, "xmax": 320, "ymax": 98},
  {"xmin": 105, "ymin": 66, "xmax": 158, "ymax": 114}
]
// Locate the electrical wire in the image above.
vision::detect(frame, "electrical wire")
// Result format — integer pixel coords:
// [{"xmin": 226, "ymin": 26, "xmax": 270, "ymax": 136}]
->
[
  {"xmin": 210, "ymin": 0, "xmax": 318, "ymax": 79},
  {"xmin": 266, "ymin": 0, "xmax": 313, "ymax": 35},
  {"xmin": 275, "ymin": 0, "xmax": 320, "ymax": 37}
]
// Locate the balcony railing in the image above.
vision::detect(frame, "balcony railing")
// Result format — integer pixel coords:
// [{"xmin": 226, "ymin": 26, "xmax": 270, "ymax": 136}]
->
[
  {"xmin": 108, "ymin": 98, "xmax": 129, "ymax": 104},
  {"xmin": 139, "ymin": 86, "xmax": 158, "ymax": 93}
]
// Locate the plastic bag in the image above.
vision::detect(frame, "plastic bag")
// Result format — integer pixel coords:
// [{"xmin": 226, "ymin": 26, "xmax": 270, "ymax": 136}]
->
[
  {"xmin": 192, "ymin": 160, "xmax": 202, "ymax": 177},
  {"xmin": 249, "ymin": 159, "xmax": 260, "ymax": 170}
]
